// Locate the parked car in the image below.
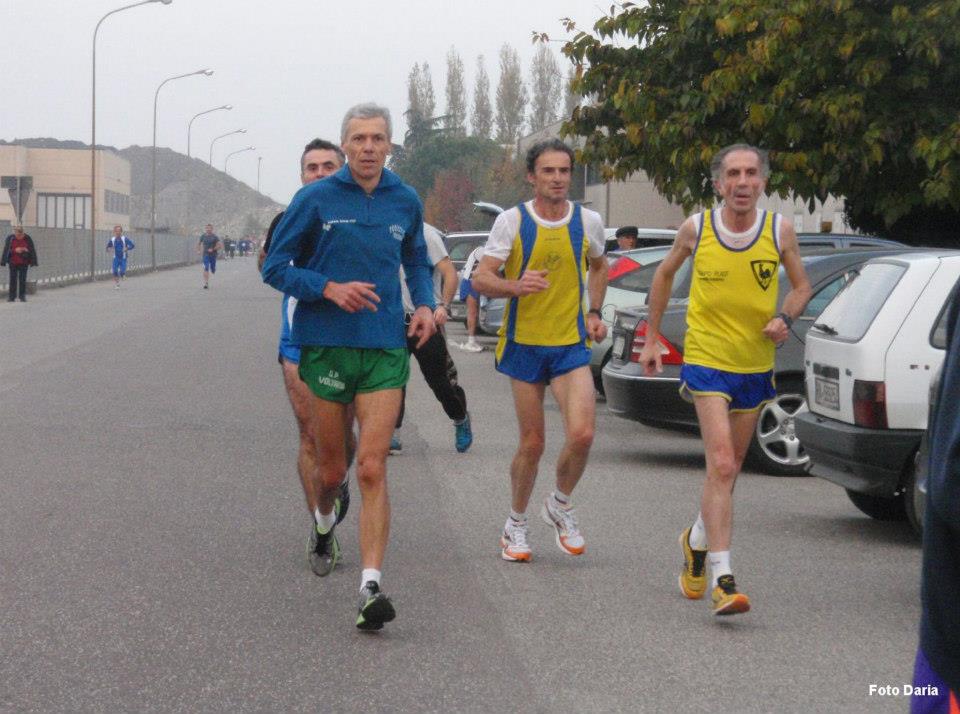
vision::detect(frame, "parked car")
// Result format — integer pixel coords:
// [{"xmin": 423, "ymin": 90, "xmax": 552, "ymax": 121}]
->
[
  {"xmin": 911, "ymin": 363, "xmax": 943, "ymax": 535},
  {"xmin": 603, "ymin": 227, "xmax": 677, "ymax": 253},
  {"xmin": 795, "ymin": 251, "xmax": 960, "ymax": 532},
  {"xmin": 602, "ymin": 248, "xmax": 915, "ymax": 476}
]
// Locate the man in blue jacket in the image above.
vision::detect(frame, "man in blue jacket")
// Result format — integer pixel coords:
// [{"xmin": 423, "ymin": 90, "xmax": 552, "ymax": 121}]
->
[
  {"xmin": 262, "ymin": 102, "xmax": 436, "ymax": 632},
  {"xmin": 106, "ymin": 225, "xmax": 135, "ymax": 289}
]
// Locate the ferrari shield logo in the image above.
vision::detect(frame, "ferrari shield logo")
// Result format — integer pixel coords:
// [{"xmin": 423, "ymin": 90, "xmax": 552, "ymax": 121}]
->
[{"xmin": 750, "ymin": 260, "xmax": 777, "ymax": 291}]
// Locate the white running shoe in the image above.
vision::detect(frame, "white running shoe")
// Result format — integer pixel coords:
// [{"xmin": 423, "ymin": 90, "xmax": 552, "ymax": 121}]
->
[
  {"xmin": 500, "ymin": 518, "xmax": 532, "ymax": 562},
  {"xmin": 460, "ymin": 340, "xmax": 483, "ymax": 353},
  {"xmin": 541, "ymin": 497, "xmax": 585, "ymax": 555}
]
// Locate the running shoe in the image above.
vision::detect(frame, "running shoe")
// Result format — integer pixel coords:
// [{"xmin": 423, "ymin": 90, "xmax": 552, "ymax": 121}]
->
[
  {"xmin": 356, "ymin": 581, "xmax": 396, "ymax": 631},
  {"xmin": 389, "ymin": 434, "xmax": 402, "ymax": 453},
  {"xmin": 335, "ymin": 478, "xmax": 350, "ymax": 525},
  {"xmin": 712, "ymin": 574, "xmax": 751, "ymax": 616},
  {"xmin": 460, "ymin": 340, "xmax": 483, "ymax": 353},
  {"xmin": 454, "ymin": 413, "xmax": 473, "ymax": 453},
  {"xmin": 500, "ymin": 518, "xmax": 532, "ymax": 562},
  {"xmin": 678, "ymin": 527, "xmax": 708, "ymax": 600},
  {"xmin": 307, "ymin": 524, "xmax": 340, "ymax": 577},
  {"xmin": 203, "ymin": 284, "xmax": 208, "ymax": 289},
  {"xmin": 540, "ymin": 496, "xmax": 585, "ymax": 555}
]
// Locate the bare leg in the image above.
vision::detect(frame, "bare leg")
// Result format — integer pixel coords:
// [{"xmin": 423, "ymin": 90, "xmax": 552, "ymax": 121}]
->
[
  {"xmin": 465, "ymin": 294, "xmax": 479, "ymax": 339},
  {"xmin": 693, "ymin": 396, "xmax": 759, "ymax": 552},
  {"xmin": 509, "ymin": 379, "xmax": 546, "ymax": 513},
  {"xmin": 353, "ymin": 388, "xmax": 403, "ymax": 570},
  {"xmin": 282, "ymin": 360, "xmax": 355, "ymax": 514},
  {"xmin": 549, "ymin": 365, "xmax": 596, "ymax": 496},
  {"xmin": 310, "ymin": 397, "xmax": 352, "ymax": 516}
]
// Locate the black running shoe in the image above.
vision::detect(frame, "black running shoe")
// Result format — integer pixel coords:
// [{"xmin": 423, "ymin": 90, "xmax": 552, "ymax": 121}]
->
[
  {"xmin": 356, "ymin": 581, "xmax": 396, "ymax": 631},
  {"xmin": 335, "ymin": 478, "xmax": 350, "ymax": 525},
  {"xmin": 306, "ymin": 525, "xmax": 340, "ymax": 577}
]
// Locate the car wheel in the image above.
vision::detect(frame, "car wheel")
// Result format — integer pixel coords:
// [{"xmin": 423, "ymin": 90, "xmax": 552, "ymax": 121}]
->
[
  {"xmin": 904, "ymin": 447, "xmax": 926, "ymax": 536},
  {"xmin": 845, "ymin": 489, "xmax": 907, "ymax": 521},
  {"xmin": 747, "ymin": 380, "xmax": 810, "ymax": 476}
]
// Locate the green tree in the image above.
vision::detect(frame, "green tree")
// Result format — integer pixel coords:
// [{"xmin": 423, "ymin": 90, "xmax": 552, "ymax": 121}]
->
[
  {"xmin": 495, "ymin": 44, "xmax": 528, "ymax": 144},
  {"xmin": 530, "ymin": 44, "xmax": 563, "ymax": 132},
  {"xmin": 471, "ymin": 55, "xmax": 493, "ymax": 139},
  {"xmin": 560, "ymin": 1, "xmax": 960, "ymax": 242},
  {"xmin": 445, "ymin": 48, "xmax": 467, "ymax": 136},
  {"xmin": 563, "ymin": 65, "xmax": 580, "ymax": 118}
]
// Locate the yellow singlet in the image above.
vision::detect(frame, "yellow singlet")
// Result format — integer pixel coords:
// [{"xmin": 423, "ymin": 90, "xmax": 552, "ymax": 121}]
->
[{"xmin": 684, "ymin": 210, "xmax": 782, "ymax": 373}]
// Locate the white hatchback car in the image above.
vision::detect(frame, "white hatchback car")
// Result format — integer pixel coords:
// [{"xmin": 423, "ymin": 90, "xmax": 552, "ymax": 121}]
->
[{"xmin": 796, "ymin": 250, "xmax": 960, "ymax": 533}]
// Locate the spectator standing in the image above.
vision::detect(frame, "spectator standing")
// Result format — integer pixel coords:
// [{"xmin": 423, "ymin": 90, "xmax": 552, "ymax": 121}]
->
[{"xmin": 2, "ymin": 226, "xmax": 38, "ymax": 302}]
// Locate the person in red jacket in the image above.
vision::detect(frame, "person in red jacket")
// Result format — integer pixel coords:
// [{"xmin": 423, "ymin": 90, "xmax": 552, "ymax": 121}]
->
[{"xmin": 1, "ymin": 226, "xmax": 38, "ymax": 302}]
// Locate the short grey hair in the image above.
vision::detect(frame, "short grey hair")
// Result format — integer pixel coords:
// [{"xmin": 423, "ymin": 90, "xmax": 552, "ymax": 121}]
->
[
  {"xmin": 710, "ymin": 143, "xmax": 769, "ymax": 182},
  {"xmin": 340, "ymin": 102, "xmax": 392, "ymax": 144}
]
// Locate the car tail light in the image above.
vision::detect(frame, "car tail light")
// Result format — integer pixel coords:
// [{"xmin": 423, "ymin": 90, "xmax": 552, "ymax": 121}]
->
[
  {"xmin": 629, "ymin": 320, "xmax": 683, "ymax": 365},
  {"xmin": 608, "ymin": 256, "xmax": 642, "ymax": 281},
  {"xmin": 853, "ymin": 380, "xmax": 887, "ymax": 429}
]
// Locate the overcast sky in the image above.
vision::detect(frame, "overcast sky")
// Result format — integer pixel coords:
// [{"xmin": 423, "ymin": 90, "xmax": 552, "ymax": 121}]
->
[{"xmin": 5, "ymin": 0, "xmax": 605, "ymax": 204}]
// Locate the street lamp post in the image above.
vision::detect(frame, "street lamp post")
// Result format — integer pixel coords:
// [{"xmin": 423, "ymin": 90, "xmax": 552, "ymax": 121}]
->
[
  {"xmin": 224, "ymin": 147, "xmax": 255, "ymax": 175},
  {"xmin": 91, "ymin": 0, "xmax": 172, "ymax": 282},
  {"xmin": 187, "ymin": 104, "xmax": 231, "ymax": 158},
  {"xmin": 257, "ymin": 156, "xmax": 262, "ymax": 193},
  {"xmin": 209, "ymin": 129, "xmax": 246, "ymax": 166},
  {"xmin": 151, "ymin": 68, "xmax": 213, "ymax": 270}
]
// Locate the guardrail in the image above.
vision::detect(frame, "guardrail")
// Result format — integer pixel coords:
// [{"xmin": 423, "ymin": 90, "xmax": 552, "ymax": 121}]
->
[{"xmin": 0, "ymin": 227, "xmax": 199, "ymax": 291}]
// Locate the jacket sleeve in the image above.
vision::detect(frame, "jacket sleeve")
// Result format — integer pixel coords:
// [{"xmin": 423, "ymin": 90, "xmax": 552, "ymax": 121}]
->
[
  {"xmin": 401, "ymin": 202, "xmax": 435, "ymax": 310},
  {"xmin": 27, "ymin": 236, "xmax": 38, "ymax": 266},
  {"xmin": 261, "ymin": 187, "xmax": 330, "ymax": 301},
  {"xmin": 1, "ymin": 237, "xmax": 9, "ymax": 266}
]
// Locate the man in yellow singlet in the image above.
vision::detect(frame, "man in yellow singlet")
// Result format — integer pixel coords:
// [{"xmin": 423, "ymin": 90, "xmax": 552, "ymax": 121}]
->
[
  {"xmin": 639, "ymin": 144, "xmax": 812, "ymax": 615},
  {"xmin": 472, "ymin": 139, "xmax": 608, "ymax": 563}
]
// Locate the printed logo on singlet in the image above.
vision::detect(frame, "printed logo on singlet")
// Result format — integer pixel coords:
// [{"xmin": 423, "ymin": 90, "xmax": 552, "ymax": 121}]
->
[
  {"xmin": 750, "ymin": 260, "xmax": 778, "ymax": 291},
  {"xmin": 544, "ymin": 252, "xmax": 562, "ymax": 271},
  {"xmin": 696, "ymin": 269, "xmax": 730, "ymax": 283}
]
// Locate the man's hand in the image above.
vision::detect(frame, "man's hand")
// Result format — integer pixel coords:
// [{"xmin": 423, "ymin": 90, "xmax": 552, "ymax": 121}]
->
[
  {"xmin": 322, "ymin": 280, "xmax": 380, "ymax": 313},
  {"xmin": 433, "ymin": 304, "xmax": 448, "ymax": 328},
  {"xmin": 587, "ymin": 313, "xmax": 607, "ymax": 343},
  {"xmin": 638, "ymin": 340, "xmax": 663, "ymax": 376},
  {"xmin": 514, "ymin": 269, "xmax": 549, "ymax": 296},
  {"xmin": 762, "ymin": 316, "xmax": 790, "ymax": 345},
  {"xmin": 407, "ymin": 305, "xmax": 437, "ymax": 349}
]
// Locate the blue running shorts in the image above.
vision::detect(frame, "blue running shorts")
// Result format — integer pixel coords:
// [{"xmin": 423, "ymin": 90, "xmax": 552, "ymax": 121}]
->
[
  {"xmin": 278, "ymin": 293, "xmax": 301, "ymax": 364},
  {"xmin": 679, "ymin": 364, "xmax": 776, "ymax": 412},
  {"xmin": 112, "ymin": 256, "xmax": 127, "ymax": 277},
  {"xmin": 203, "ymin": 253, "xmax": 217, "ymax": 273},
  {"xmin": 459, "ymin": 277, "xmax": 480, "ymax": 302},
  {"xmin": 496, "ymin": 341, "xmax": 590, "ymax": 384}
]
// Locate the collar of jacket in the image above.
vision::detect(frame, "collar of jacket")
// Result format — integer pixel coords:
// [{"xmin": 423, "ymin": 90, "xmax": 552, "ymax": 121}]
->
[{"xmin": 330, "ymin": 163, "xmax": 401, "ymax": 192}]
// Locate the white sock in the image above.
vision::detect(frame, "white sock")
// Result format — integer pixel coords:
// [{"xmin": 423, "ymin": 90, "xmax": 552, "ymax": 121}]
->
[
  {"xmin": 709, "ymin": 551, "xmax": 732, "ymax": 586},
  {"xmin": 689, "ymin": 513, "xmax": 707, "ymax": 550},
  {"xmin": 314, "ymin": 506, "xmax": 336, "ymax": 533},
  {"xmin": 361, "ymin": 568, "xmax": 382, "ymax": 590},
  {"xmin": 552, "ymin": 489, "xmax": 571, "ymax": 507},
  {"xmin": 509, "ymin": 510, "xmax": 526, "ymax": 524}
]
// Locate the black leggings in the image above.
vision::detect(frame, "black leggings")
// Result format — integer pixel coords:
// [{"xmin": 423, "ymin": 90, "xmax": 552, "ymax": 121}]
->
[
  {"xmin": 396, "ymin": 327, "xmax": 468, "ymax": 428},
  {"xmin": 7, "ymin": 265, "xmax": 28, "ymax": 300}
]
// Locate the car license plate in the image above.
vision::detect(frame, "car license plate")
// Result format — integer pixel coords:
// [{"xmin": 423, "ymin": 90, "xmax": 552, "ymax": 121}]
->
[
  {"xmin": 612, "ymin": 334, "xmax": 625, "ymax": 359},
  {"xmin": 815, "ymin": 377, "xmax": 839, "ymax": 410}
]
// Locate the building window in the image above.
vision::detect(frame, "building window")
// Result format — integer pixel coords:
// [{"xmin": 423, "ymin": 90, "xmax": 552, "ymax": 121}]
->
[
  {"xmin": 36, "ymin": 193, "xmax": 91, "ymax": 229},
  {"xmin": 104, "ymin": 189, "xmax": 130, "ymax": 215}
]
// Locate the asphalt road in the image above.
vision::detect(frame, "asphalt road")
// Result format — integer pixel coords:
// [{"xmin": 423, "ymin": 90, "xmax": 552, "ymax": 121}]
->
[{"xmin": 0, "ymin": 260, "xmax": 923, "ymax": 713}]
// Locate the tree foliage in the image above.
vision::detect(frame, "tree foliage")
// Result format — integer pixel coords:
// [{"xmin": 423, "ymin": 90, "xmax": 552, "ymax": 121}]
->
[
  {"xmin": 530, "ymin": 45, "xmax": 563, "ymax": 132},
  {"xmin": 495, "ymin": 44, "xmax": 529, "ymax": 144},
  {"xmin": 471, "ymin": 55, "xmax": 493, "ymax": 139},
  {"xmin": 560, "ymin": 0, "xmax": 960, "ymax": 241},
  {"xmin": 444, "ymin": 48, "xmax": 467, "ymax": 136}
]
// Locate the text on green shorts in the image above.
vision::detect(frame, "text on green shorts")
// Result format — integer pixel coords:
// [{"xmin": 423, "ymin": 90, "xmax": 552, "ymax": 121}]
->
[{"xmin": 299, "ymin": 347, "xmax": 410, "ymax": 402}]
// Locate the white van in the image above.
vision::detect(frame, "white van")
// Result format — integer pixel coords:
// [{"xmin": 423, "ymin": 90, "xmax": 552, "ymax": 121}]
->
[{"xmin": 796, "ymin": 251, "xmax": 960, "ymax": 533}]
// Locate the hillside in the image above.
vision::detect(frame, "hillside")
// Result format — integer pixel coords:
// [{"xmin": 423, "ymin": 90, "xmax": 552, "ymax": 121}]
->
[{"xmin": 1, "ymin": 138, "xmax": 284, "ymax": 238}]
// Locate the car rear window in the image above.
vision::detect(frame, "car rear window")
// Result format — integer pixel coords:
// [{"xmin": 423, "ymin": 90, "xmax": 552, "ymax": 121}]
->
[{"xmin": 813, "ymin": 262, "xmax": 907, "ymax": 341}]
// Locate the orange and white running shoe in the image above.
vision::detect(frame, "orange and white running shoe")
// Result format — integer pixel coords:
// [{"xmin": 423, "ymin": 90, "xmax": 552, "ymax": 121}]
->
[
  {"xmin": 712, "ymin": 574, "xmax": 751, "ymax": 616},
  {"xmin": 540, "ymin": 497, "xmax": 585, "ymax": 556},
  {"xmin": 500, "ymin": 518, "xmax": 532, "ymax": 562}
]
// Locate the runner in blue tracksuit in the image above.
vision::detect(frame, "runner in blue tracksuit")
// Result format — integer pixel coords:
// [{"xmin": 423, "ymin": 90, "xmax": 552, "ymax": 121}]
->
[
  {"xmin": 106, "ymin": 225, "xmax": 135, "ymax": 289},
  {"xmin": 262, "ymin": 102, "xmax": 436, "ymax": 631}
]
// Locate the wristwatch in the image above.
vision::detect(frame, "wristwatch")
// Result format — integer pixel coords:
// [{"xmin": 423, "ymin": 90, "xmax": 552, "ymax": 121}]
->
[
  {"xmin": 776, "ymin": 312, "xmax": 793, "ymax": 329},
  {"xmin": 587, "ymin": 308, "xmax": 602, "ymax": 318}
]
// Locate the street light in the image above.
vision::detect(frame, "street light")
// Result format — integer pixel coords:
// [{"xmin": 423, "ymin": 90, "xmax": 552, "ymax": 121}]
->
[
  {"xmin": 91, "ymin": 0, "xmax": 172, "ymax": 282},
  {"xmin": 187, "ymin": 104, "xmax": 231, "ymax": 158},
  {"xmin": 209, "ymin": 129, "xmax": 246, "ymax": 166},
  {"xmin": 224, "ymin": 147, "xmax": 256, "ymax": 174},
  {"xmin": 151, "ymin": 68, "xmax": 213, "ymax": 270}
]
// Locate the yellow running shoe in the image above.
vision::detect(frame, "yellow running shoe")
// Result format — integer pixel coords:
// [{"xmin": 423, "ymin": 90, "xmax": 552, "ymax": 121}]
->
[
  {"xmin": 678, "ymin": 527, "xmax": 708, "ymax": 599},
  {"xmin": 712, "ymin": 574, "xmax": 751, "ymax": 616}
]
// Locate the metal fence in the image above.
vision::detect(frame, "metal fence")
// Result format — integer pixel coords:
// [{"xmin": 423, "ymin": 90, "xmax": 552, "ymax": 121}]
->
[{"xmin": 0, "ymin": 227, "xmax": 199, "ymax": 291}]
